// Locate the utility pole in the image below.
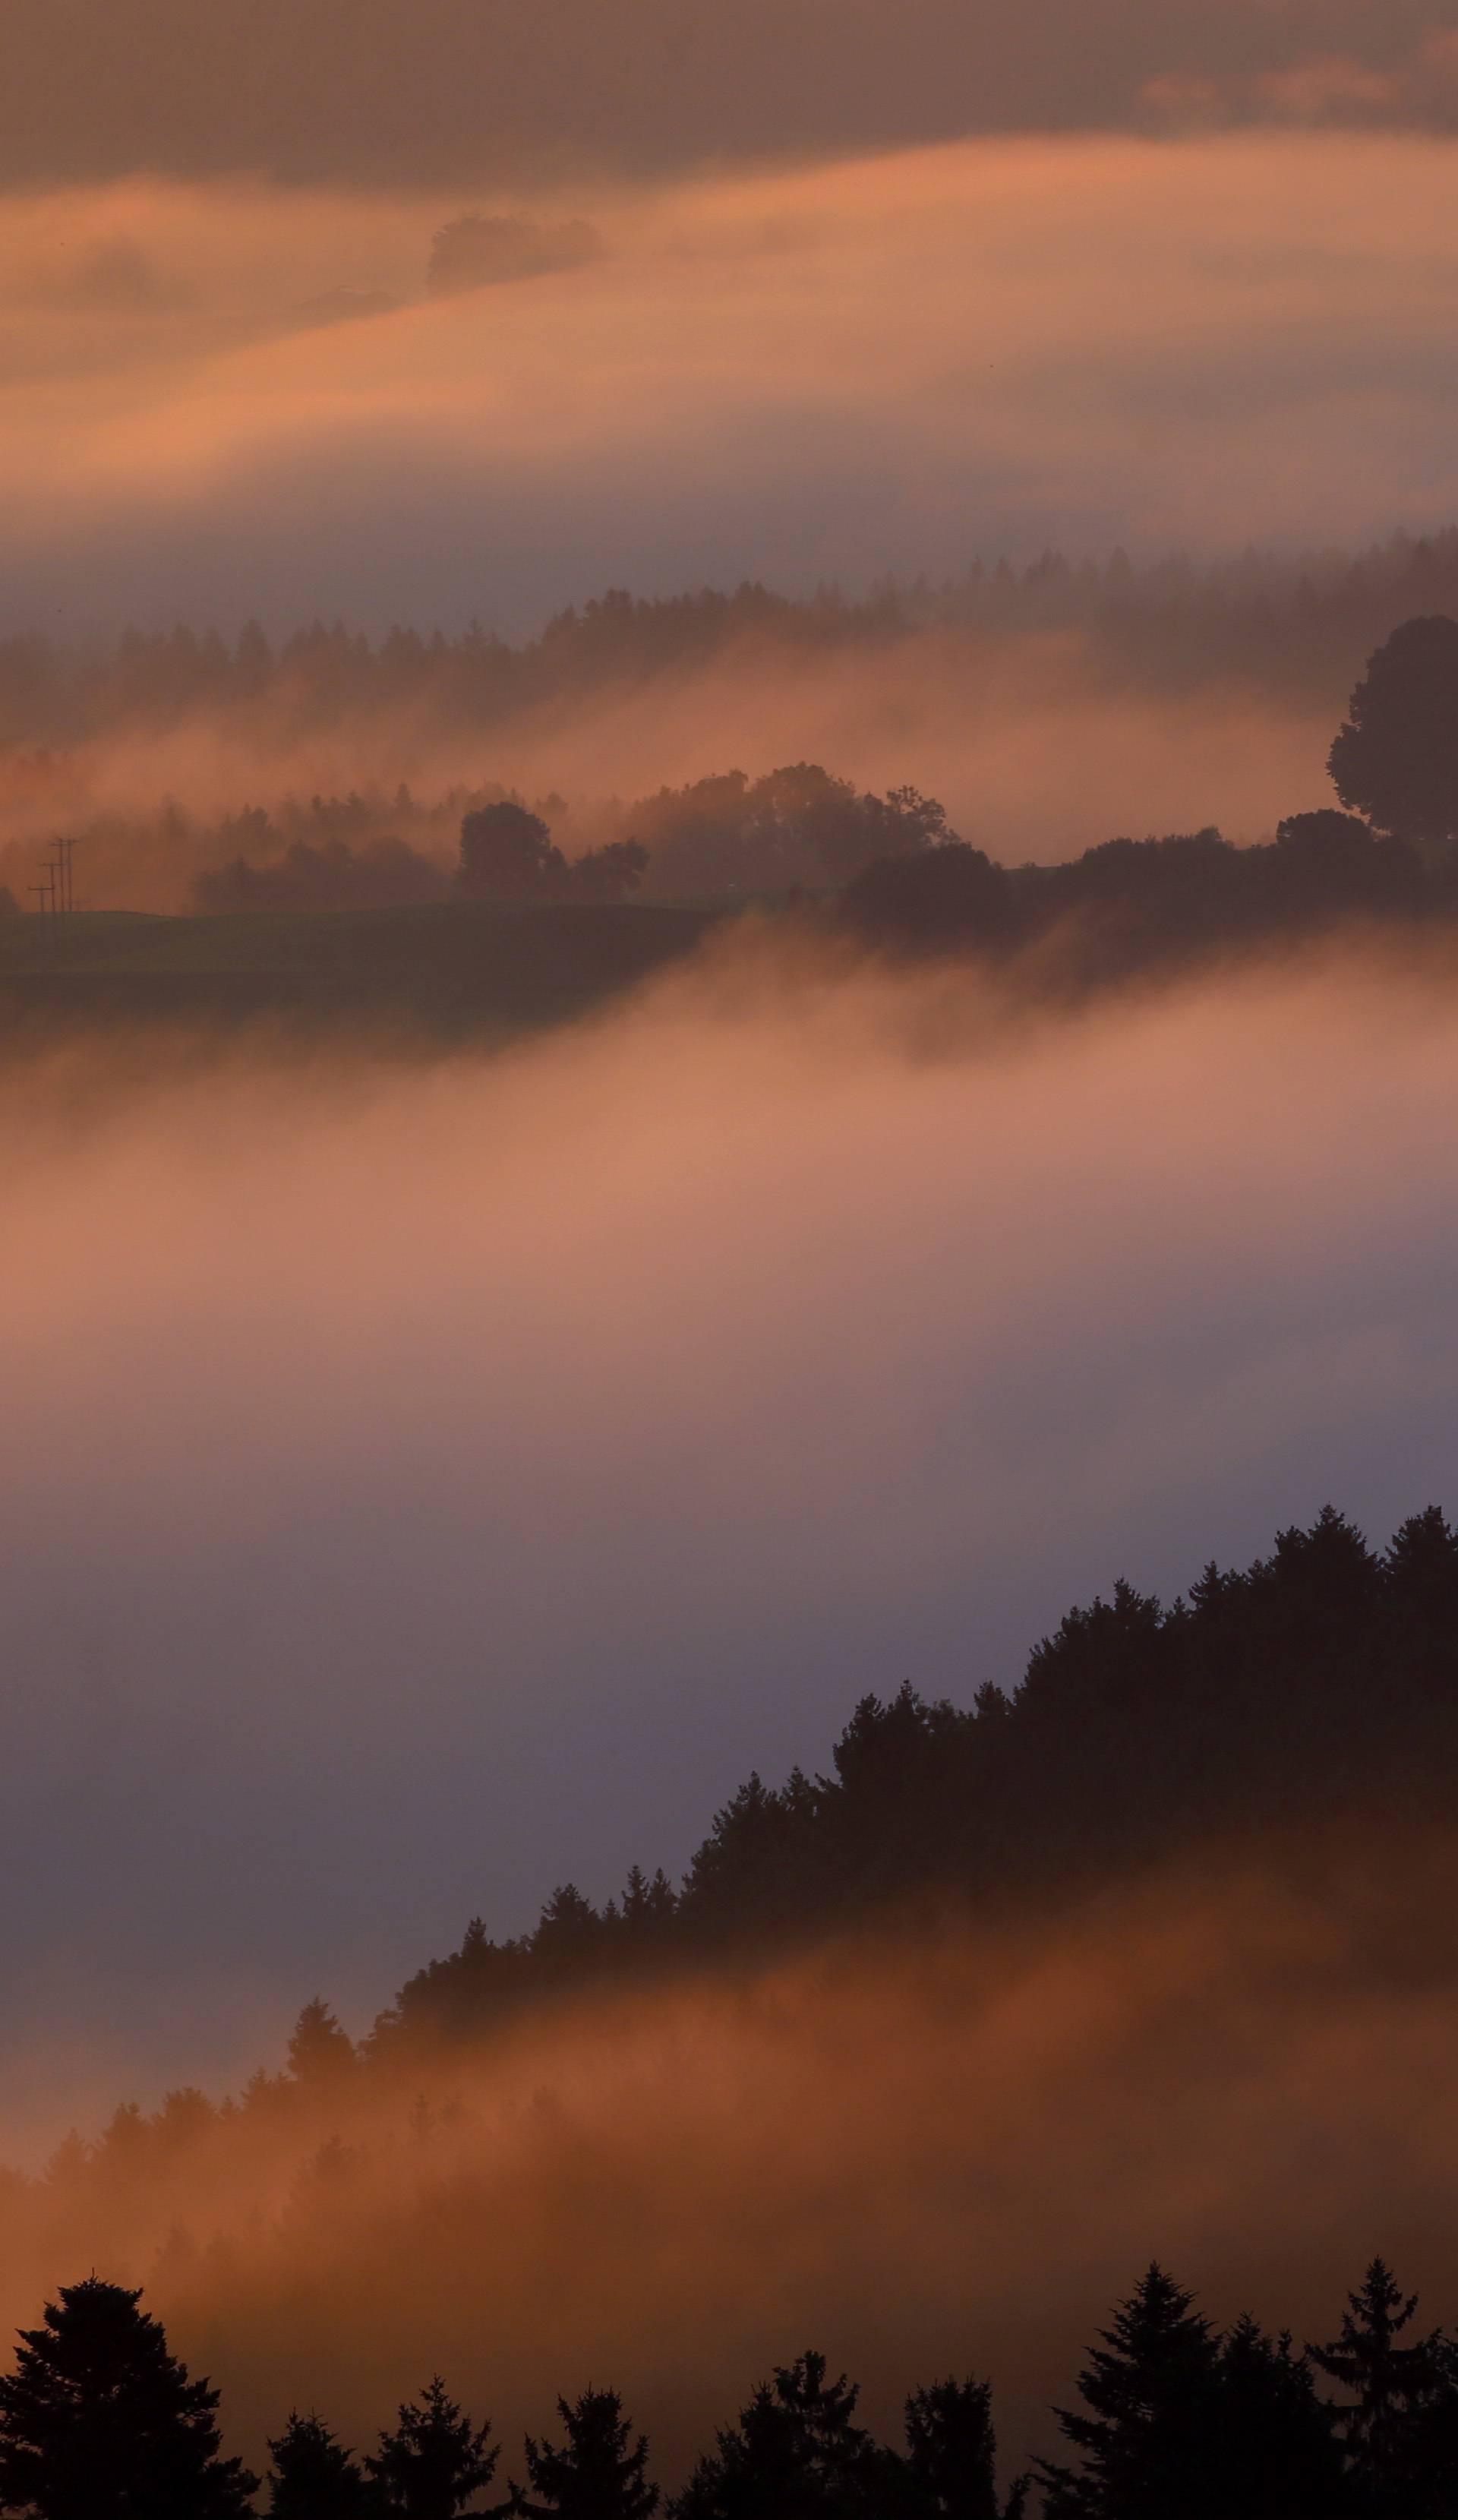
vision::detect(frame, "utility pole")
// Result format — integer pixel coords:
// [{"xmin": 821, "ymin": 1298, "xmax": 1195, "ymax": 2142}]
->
[
  {"xmin": 32, "ymin": 837, "xmax": 80, "ymax": 948},
  {"xmin": 28, "ymin": 868, "xmax": 55, "ymax": 949}
]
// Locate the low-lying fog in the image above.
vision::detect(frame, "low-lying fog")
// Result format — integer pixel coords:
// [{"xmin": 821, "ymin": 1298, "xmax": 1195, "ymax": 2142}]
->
[
  {"xmin": 3, "ymin": 930, "xmax": 1458, "ymax": 2142},
  {"xmin": 0, "ymin": 633, "xmax": 1337, "ymax": 904},
  {"xmin": 18, "ymin": 1865, "xmax": 1458, "ymax": 2492}
]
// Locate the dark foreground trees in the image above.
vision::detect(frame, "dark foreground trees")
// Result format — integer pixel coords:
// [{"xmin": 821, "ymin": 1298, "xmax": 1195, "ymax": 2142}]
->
[
  {"xmin": 367, "ymin": 2378, "xmax": 498, "ymax": 2518},
  {"xmin": 1309, "ymin": 2260, "xmax": 1458, "ymax": 2519},
  {"xmin": 1037, "ymin": 2265, "xmax": 1344, "ymax": 2519},
  {"xmin": 671, "ymin": 2351, "xmax": 1026, "ymax": 2519},
  {"xmin": 0, "ymin": 2276, "xmax": 257, "ymax": 2518},
  {"xmin": 519, "ymin": 2388, "xmax": 659, "ymax": 2518},
  {"xmin": 11, "ymin": 2259, "xmax": 1458, "ymax": 2518},
  {"xmin": 268, "ymin": 2410, "xmax": 377, "ymax": 2515}
]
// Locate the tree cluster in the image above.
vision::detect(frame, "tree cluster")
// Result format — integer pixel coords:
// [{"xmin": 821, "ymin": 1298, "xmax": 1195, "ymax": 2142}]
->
[
  {"xmin": 838, "ymin": 615, "xmax": 1458, "ymax": 958},
  {"xmin": 456, "ymin": 804, "xmax": 650, "ymax": 904},
  {"xmin": 10, "ymin": 2257, "xmax": 1458, "ymax": 2516},
  {"xmin": 185, "ymin": 772, "xmax": 946, "ymax": 916}
]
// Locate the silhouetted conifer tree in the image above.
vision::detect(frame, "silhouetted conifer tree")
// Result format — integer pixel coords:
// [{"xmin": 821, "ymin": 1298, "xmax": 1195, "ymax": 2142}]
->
[
  {"xmin": 670, "ymin": 2351, "xmax": 876, "ymax": 2516},
  {"xmin": 368, "ymin": 2376, "xmax": 498, "ymax": 2518},
  {"xmin": 287, "ymin": 1999, "xmax": 357, "ymax": 2086},
  {"xmin": 1216, "ymin": 2316, "xmax": 1346, "ymax": 2518},
  {"xmin": 268, "ymin": 2409, "xmax": 378, "ymax": 2515},
  {"xmin": 519, "ymin": 2388, "xmax": 658, "ymax": 2518},
  {"xmin": 1309, "ymin": 2260, "xmax": 1458, "ymax": 2517},
  {"xmin": 1037, "ymin": 2264, "xmax": 1223, "ymax": 2518},
  {"xmin": 901, "ymin": 2376, "xmax": 1027, "ymax": 2519},
  {"xmin": 0, "ymin": 2275, "xmax": 258, "ymax": 2517}
]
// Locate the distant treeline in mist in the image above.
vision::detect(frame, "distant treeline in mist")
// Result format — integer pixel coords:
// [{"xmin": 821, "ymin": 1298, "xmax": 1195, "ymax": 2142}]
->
[
  {"xmin": 1, "ymin": 529, "xmax": 1455, "ymax": 753},
  {"xmin": 2, "ymin": 585, "xmax": 1456, "ymax": 949},
  {"xmin": 13, "ymin": 2253, "xmax": 1458, "ymax": 2515},
  {"xmin": 2, "ymin": 613, "xmax": 1453, "ymax": 1034}
]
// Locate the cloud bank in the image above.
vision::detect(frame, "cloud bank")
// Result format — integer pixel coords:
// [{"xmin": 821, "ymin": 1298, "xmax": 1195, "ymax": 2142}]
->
[
  {"xmin": 0, "ymin": 136, "xmax": 1455, "ymax": 638},
  {"xmin": 13, "ymin": 1865, "xmax": 1458, "ymax": 2496}
]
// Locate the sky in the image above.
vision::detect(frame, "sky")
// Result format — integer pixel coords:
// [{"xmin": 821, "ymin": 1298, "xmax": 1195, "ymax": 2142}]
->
[{"xmin": 2, "ymin": 0, "xmax": 1455, "ymax": 184}]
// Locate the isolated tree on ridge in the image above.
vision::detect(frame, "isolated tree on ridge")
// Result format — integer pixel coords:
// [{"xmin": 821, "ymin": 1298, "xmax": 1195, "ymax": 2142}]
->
[
  {"xmin": 1328, "ymin": 616, "xmax": 1458, "ymax": 850},
  {"xmin": 458, "ymin": 803, "xmax": 567, "ymax": 899}
]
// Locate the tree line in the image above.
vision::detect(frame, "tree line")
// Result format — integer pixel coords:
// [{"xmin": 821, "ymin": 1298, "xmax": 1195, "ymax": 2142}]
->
[
  {"xmin": 842, "ymin": 612, "xmax": 1458, "ymax": 955},
  {"xmin": 5, "ymin": 1497, "xmax": 1450, "ymax": 2198},
  {"xmin": 354, "ymin": 1500, "xmax": 1458, "ymax": 2057},
  {"xmin": 5, "ymin": 608, "xmax": 1457, "ymax": 929},
  {"xmin": 0, "ymin": 530, "xmax": 1456, "ymax": 756},
  {"xmin": 24, "ymin": 613, "xmax": 1454, "ymax": 940},
  {"xmin": 8, "ymin": 2255, "xmax": 1458, "ymax": 2515},
  {"xmin": 22, "ymin": 1498, "xmax": 1454, "ymax": 2141}
]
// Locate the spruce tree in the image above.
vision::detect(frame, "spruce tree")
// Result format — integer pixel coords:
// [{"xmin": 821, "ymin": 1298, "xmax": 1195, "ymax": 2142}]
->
[
  {"xmin": 1217, "ymin": 2316, "xmax": 1346, "ymax": 2518},
  {"xmin": 268, "ymin": 2409, "xmax": 379, "ymax": 2516},
  {"xmin": 1309, "ymin": 2260, "xmax": 1456, "ymax": 2517},
  {"xmin": 669, "ymin": 2351, "xmax": 876, "ymax": 2517},
  {"xmin": 286, "ymin": 2000, "xmax": 358, "ymax": 2088},
  {"xmin": 0, "ymin": 2275, "xmax": 258, "ymax": 2518},
  {"xmin": 520, "ymin": 2388, "xmax": 658, "ymax": 2518},
  {"xmin": 368, "ymin": 2376, "xmax": 499, "ymax": 2519},
  {"xmin": 902, "ymin": 2376, "xmax": 1027, "ymax": 2520},
  {"xmin": 1037, "ymin": 2263, "xmax": 1223, "ymax": 2518}
]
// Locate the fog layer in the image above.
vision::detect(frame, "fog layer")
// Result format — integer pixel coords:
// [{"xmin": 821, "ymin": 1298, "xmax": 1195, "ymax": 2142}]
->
[
  {"xmin": 17, "ymin": 1863, "xmax": 1458, "ymax": 2496},
  {"xmin": 0, "ymin": 635, "xmax": 1337, "ymax": 906},
  {"xmin": 2, "ymin": 136, "xmax": 1457, "ymax": 634},
  {"xmin": 5, "ymin": 933, "xmax": 1458, "ymax": 2136}
]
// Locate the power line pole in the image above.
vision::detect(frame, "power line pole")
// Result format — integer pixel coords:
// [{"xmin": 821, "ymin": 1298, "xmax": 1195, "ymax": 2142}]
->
[{"xmin": 28, "ymin": 869, "xmax": 55, "ymax": 948}]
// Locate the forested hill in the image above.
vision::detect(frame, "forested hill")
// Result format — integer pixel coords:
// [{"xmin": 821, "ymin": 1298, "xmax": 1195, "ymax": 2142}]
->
[
  {"xmin": 355, "ymin": 1507, "xmax": 1458, "ymax": 2062},
  {"xmin": 3, "ymin": 529, "xmax": 1457, "ymax": 747}
]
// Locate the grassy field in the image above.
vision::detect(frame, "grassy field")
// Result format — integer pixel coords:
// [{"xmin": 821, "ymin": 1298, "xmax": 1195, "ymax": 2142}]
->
[{"xmin": 0, "ymin": 901, "xmax": 723, "ymax": 1041}]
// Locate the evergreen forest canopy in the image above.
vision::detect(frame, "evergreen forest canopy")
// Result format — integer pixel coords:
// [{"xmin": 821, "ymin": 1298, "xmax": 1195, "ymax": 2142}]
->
[
  {"xmin": 10, "ymin": 2253, "xmax": 1458, "ymax": 2514},
  {"xmin": 6, "ymin": 1511, "xmax": 1458, "ymax": 2510},
  {"xmin": 348, "ymin": 1503, "xmax": 1458, "ymax": 2059}
]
